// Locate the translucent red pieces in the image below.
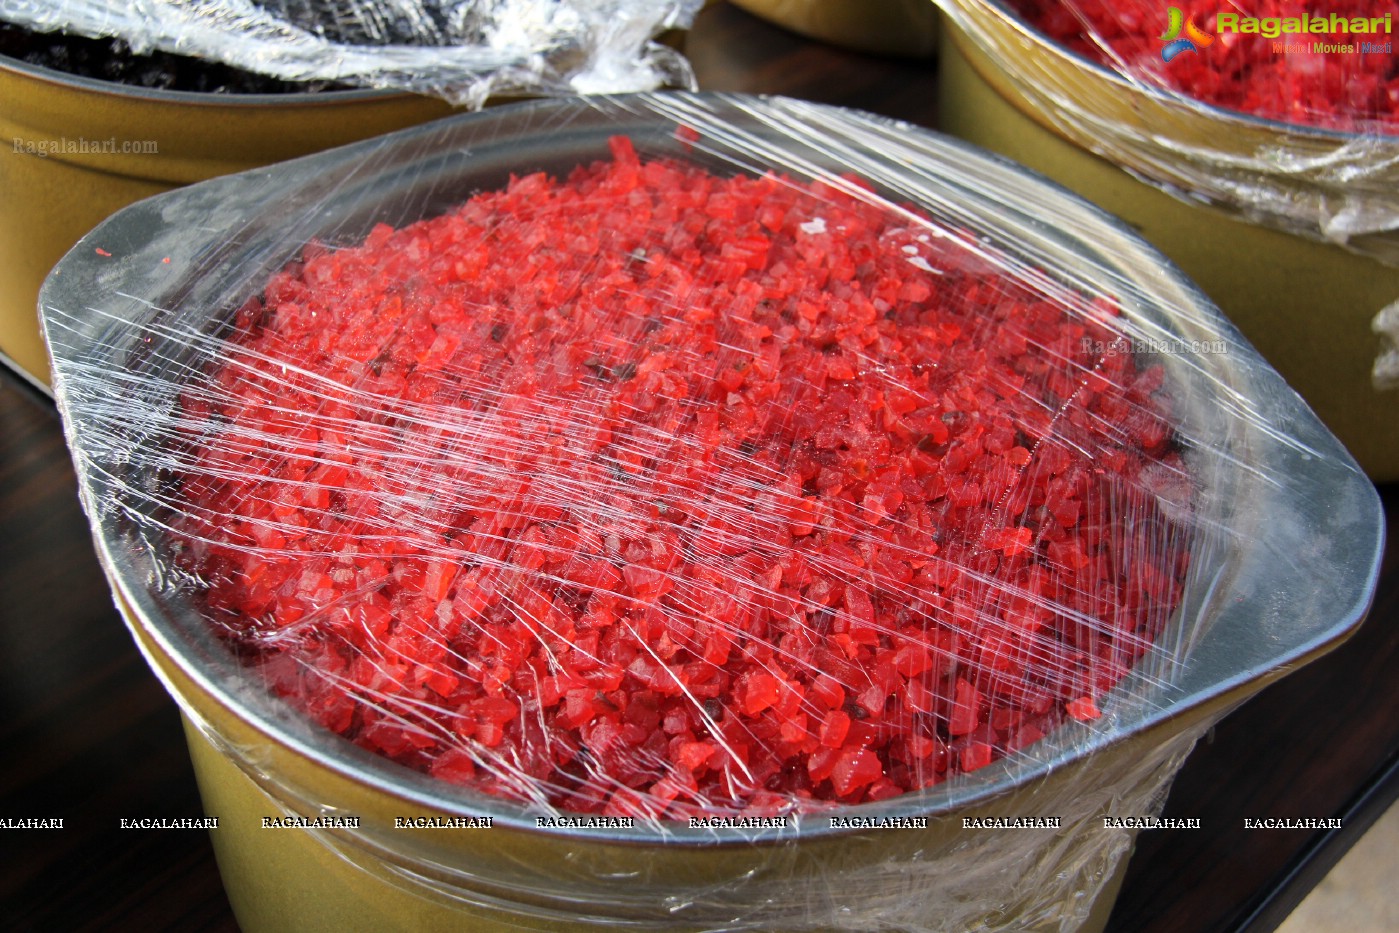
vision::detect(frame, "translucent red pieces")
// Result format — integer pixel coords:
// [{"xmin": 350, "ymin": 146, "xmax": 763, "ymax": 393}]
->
[
  {"xmin": 1010, "ymin": 0, "xmax": 1399, "ymax": 132},
  {"xmin": 175, "ymin": 135, "xmax": 1192, "ymax": 816}
]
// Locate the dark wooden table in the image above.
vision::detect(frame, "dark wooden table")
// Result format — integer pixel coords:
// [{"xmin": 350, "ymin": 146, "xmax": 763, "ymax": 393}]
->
[{"xmin": 3, "ymin": 4, "xmax": 1397, "ymax": 931}]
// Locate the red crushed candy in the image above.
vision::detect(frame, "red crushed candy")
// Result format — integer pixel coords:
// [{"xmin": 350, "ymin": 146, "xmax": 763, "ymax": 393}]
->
[
  {"xmin": 1065, "ymin": 696, "xmax": 1102, "ymax": 722},
  {"xmin": 173, "ymin": 135, "xmax": 1193, "ymax": 818},
  {"xmin": 1010, "ymin": 0, "xmax": 1399, "ymax": 133}
]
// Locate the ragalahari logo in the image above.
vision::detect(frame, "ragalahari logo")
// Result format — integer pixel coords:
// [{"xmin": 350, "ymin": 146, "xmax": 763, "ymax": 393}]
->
[{"xmin": 1160, "ymin": 6, "xmax": 1215, "ymax": 61}]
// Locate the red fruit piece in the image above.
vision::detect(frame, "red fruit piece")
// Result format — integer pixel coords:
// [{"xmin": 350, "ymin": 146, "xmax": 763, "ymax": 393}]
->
[{"xmin": 831, "ymin": 746, "xmax": 884, "ymax": 797}]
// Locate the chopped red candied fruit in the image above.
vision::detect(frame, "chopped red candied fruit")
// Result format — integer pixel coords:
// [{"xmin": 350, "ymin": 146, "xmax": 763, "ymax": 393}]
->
[
  {"xmin": 174, "ymin": 135, "xmax": 1192, "ymax": 818},
  {"xmin": 1011, "ymin": 0, "xmax": 1399, "ymax": 133}
]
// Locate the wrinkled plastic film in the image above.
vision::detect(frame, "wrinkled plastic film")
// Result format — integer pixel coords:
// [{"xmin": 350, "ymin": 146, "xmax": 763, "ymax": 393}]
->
[
  {"xmin": 937, "ymin": 0, "xmax": 1399, "ymax": 262},
  {"xmin": 42, "ymin": 94, "xmax": 1382, "ymax": 931},
  {"xmin": 0, "ymin": 0, "xmax": 701, "ymax": 106}
]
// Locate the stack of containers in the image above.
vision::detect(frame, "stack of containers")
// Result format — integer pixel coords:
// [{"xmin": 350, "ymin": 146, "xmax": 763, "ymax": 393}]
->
[
  {"xmin": 40, "ymin": 93, "xmax": 1382, "ymax": 932},
  {"xmin": 937, "ymin": 0, "xmax": 1399, "ymax": 479}
]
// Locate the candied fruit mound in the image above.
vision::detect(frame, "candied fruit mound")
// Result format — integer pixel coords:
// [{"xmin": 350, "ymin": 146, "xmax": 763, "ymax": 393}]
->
[
  {"xmin": 1007, "ymin": 0, "xmax": 1399, "ymax": 134},
  {"xmin": 173, "ymin": 135, "xmax": 1194, "ymax": 818}
]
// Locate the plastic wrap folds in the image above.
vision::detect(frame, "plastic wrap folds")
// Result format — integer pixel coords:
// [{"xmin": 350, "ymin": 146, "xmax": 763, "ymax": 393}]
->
[
  {"xmin": 938, "ymin": 0, "xmax": 1399, "ymax": 264},
  {"xmin": 0, "ymin": 0, "xmax": 702, "ymax": 106},
  {"xmin": 41, "ymin": 94, "xmax": 1383, "ymax": 931}
]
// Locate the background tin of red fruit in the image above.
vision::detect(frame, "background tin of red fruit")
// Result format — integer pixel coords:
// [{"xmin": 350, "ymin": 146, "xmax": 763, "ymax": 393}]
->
[
  {"xmin": 936, "ymin": 0, "xmax": 1399, "ymax": 481},
  {"xmin": 41, "ymin": 93, "xmax": 1383, "ymax": 932}
]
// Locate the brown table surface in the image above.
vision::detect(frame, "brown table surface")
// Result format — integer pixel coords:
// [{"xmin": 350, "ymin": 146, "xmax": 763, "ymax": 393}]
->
[{"xmin": 3, "ymin": 4, "xmax": 1397, "ymax": 931}]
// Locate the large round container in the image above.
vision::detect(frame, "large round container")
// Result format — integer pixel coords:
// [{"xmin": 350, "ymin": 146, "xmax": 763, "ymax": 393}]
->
[
  {"xmin": 936, "ymin": 1, "xmax": 1399, "ymax": 480},
  {"xmin": 0, "ymin": 47, "xmax": 454, "ymax": 387},
  {"xmin": 41, "ymin": 93, "xmax": 1383, "ymax": 932}
]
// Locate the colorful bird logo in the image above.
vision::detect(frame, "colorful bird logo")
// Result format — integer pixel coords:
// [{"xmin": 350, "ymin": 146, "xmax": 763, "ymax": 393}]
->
[{"xmin": 1160, "ymin": 6, "xmax": 1215, "ymax": 61}]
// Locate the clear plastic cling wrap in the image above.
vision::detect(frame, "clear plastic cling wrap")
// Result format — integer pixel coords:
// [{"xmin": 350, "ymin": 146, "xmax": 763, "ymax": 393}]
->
[
  {"xmin": 937, "ymin": 0, "xmax": 1399, "ymax": 263},
  {"xmin": 0, "ymin": 0, "xmax": 701, "ymax": 106},
  {"xmin": 42, "ymin": 94, "xmax": 1383, "ymax": 931}
]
